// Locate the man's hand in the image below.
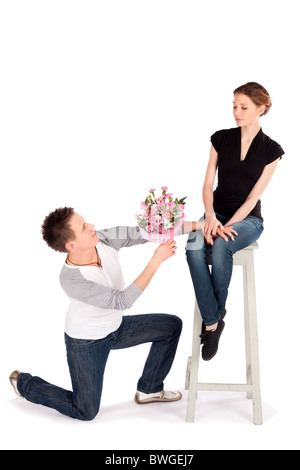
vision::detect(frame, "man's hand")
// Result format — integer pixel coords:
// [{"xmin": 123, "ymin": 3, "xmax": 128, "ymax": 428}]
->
[
  {"xmin": 134, "ymin": 239, "xmax": 177, "ymax": 292},
  {"xmin": 152, "ymin": 239, "xmax": 177, "ymax": 265}
]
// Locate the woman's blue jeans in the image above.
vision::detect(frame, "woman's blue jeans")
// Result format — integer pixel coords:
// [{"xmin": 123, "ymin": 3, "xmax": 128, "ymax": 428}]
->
[
  {"xmin": 17, "ymin": 314, "xmax": 182, "ymax": 421},
  {"xmin": 186, "ymin": 214, "xmax": 264, "ymax": 326}
]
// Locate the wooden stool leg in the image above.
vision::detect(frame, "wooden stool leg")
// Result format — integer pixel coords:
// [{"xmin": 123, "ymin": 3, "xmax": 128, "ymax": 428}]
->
[
  {"xmin": 243, "ymin": 264, "xmax": 253, "ymax": 400},
  {"xmin": 186, "ymin": 302, "xmax": 202, "ymax": 423},
  {"xmin": 244, "ymin": 253, "xmax": 263, "ymax": 425}
]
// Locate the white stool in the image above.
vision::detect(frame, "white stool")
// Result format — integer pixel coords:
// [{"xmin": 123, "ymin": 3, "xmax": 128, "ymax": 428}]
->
[{"xmin": 185, "ymin": 243, "xmax": 263, "ymax": 425}]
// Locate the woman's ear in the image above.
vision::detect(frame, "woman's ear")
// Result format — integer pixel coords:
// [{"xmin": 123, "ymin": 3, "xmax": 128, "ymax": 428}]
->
[{"xmin": 259, "ymin": 104, "xmax": 266, "ymax": 116}]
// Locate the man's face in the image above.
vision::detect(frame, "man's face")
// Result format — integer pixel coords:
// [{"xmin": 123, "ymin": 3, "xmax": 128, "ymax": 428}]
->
[{"xmin": 67, "ymin": 213, "xmax": 99, "ymax": 251}]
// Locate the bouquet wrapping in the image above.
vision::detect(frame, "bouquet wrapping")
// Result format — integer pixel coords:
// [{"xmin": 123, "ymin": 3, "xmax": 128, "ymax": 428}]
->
[{"xmin": 136, "ymin": 187, "xmax": 187, "ymax": 243}]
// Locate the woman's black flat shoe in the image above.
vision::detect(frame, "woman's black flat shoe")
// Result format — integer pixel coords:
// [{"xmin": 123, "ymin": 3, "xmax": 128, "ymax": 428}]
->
[{"xmin": 200, "ymin": 319, "xmax": 225, "ymax": 361}]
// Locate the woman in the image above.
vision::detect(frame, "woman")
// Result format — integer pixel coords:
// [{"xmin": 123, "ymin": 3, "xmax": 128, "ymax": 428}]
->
[{"xmin": 186, "ymin": 82, "xmax": 284, "ymax": 361}]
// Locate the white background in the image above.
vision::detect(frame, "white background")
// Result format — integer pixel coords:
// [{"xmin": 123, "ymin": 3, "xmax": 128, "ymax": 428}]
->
[{"xmin": 1, "ymin": 0, "xmax": 299, "ymax": 450}]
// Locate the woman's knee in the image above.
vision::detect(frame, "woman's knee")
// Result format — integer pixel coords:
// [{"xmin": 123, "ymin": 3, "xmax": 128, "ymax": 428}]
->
[{"xmin": 211, "ymin": 237, "xmax": 234, "ymax": 263}]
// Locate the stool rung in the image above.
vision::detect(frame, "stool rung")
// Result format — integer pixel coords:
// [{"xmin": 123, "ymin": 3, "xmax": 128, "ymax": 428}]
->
[{"xmin": 196, "ymin": 383, "xmax": 251, "ymax": 393}]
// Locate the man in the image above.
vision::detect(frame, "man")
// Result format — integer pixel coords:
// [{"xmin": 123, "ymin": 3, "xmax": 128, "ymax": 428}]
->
[{"xmin": 9, "ymin": 207, "xmax": 186, "ymax": 421}]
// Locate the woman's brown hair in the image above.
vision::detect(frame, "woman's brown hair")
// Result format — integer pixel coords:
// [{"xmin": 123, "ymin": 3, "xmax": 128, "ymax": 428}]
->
[{"xmin": 233, "ymin": 82, "xmax": 272, "ymax": 116}]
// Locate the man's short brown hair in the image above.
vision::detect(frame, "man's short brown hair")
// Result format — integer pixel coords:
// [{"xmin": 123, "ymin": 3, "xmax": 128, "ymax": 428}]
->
[{"xmin": 41, "ymin": 207, "xmax": 75, "ymax": 253}]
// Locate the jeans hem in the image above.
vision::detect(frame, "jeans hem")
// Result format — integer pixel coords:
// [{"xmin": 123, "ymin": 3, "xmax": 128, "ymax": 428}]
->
[{"xmin": 204, "ymin": 316, "xmax": 221, "ymax": 327}]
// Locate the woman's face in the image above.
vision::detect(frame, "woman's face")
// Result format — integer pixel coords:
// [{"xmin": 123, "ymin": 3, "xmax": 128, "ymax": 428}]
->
[{"xmin": 233, "ymin": 93, "xmax": 265, "ymax": 127}]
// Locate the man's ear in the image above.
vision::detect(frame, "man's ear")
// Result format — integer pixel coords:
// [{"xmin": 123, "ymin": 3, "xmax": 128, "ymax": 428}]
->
[{"xmin": 65, "ymin": 240, "xmax": 76, "ymax": 252}]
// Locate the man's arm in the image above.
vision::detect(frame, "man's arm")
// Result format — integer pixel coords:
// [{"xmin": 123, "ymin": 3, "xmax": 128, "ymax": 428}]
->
[
  {"xmin": 60, "ymin": 240, "xmax": 177, "ymax": 309},
  {"xmin": 182, "ymin": 221, "xmax": 203, "ymax": 233},
  {"xmin": 134, "ymin": 239, "xmax": 176, "ymax": 291},
  {"xmin": 60, "ymin": 267, "xmax": 143, "ymax": 310},
  {"xmin": 96, "ymin": 226, "xmax": 148, "ymax": 251}
]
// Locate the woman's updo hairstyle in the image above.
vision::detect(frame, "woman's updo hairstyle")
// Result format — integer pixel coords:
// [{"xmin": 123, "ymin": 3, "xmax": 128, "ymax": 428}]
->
[{"xmin": 234, "ymin": 82, "xmax": 272, "ymax": 116}]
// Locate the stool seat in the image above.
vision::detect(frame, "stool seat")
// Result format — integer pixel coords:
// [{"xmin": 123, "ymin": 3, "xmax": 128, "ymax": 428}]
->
[{"xmin": 185, "ymin": 243, "xmax": 263, "ymax": 425}]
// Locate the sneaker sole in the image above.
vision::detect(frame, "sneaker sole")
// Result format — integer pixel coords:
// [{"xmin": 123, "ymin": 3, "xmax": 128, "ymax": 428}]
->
[
  {"xmin": 9, "ymin": 370, "xmax": 22, "ymax": 397},
  {"xmin": 134, "ymin": 392, "xmax": 182, "ymax": 405}
]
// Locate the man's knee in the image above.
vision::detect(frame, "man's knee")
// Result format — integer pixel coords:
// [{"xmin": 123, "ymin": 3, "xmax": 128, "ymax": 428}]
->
[
  {"xmin": 168, "ymin": 315, "xmax": 183, "ymax": 336},
  {"xmin": 79, "ymin": 409, "xmax": 99, "ymax": 421},
  {"xmin": 77, "ymin": 403, "xmax": 100, "ymax": 421}
]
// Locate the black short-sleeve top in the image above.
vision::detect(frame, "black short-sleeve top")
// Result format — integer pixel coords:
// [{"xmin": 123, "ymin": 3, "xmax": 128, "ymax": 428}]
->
[{"xmin": 210, "ymin": 127, "xmax": 284, "ymax": 221}]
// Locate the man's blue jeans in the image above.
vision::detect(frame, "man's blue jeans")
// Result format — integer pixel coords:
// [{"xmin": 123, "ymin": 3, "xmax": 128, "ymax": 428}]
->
[
  {"xmin": 186, "ymin": 214, "xmax": 264, "ymax": 326},
  {"xmin": 17, "ymin": 314, "xmax": 182, "ymax": 421}
]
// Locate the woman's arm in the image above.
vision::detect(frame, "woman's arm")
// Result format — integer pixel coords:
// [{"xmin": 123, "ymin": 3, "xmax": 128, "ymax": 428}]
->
[
  {"xmin": 202, "ymin": 145, "xmax": 227, "ymax": 243},
  {"xmin": 203, "ymin": 145, "xmax": 218, "ymax": 220},
  {"xmin": 224, "ymin": 158, "xmax": 280, "ymax": 227}
]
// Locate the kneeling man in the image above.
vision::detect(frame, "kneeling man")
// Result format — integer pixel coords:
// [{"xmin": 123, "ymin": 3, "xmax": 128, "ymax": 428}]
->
[{"xmin": 9, "ymin": 207, "xmax": 192, "ymax": 421}]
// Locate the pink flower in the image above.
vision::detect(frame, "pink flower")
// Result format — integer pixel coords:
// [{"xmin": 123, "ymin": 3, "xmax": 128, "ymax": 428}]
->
[
  {"xmin": 157, "ymin": 198, "xmax": 165, "ymax": 206},
  {"xmin": 136, "ymin": 187, "xmax": 187, "ymax": 242}
]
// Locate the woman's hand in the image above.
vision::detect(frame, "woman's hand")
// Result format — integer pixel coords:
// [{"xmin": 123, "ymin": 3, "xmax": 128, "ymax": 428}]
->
[
  {"xmin": 203, "ymin": 213, "xmax": 224, "ymax": 245},
  {"xmin": 211, "ymin": 226, "xmax": 238, "ymax": 244}
]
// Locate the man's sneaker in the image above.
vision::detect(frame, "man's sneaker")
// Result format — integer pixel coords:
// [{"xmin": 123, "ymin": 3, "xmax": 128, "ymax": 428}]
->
[
  {"xmin": 135, "ymin": 390, "xmax": 182, "ymax": 405},
  {"xmin": 200, "ymin": 319, "xmax": 225, "ymax": 361},
  {"xmin": 201, "ymin": 309, "xmax": 227, "ymax": 344},
  {"xmin": 9, "ymin": 370, "xmax": 22, "ymax": 397}
]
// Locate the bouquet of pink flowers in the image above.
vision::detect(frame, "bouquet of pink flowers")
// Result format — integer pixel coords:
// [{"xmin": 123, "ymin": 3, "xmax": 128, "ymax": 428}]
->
[{"xmin": 136, "ymin": 186, "xmax": 187, "ymax": 243}]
